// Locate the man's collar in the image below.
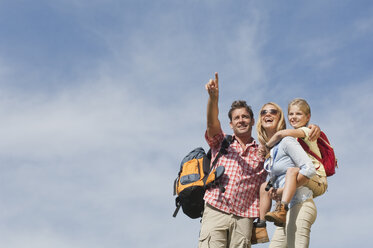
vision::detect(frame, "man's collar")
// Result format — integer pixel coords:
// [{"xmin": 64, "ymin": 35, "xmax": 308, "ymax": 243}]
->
[{"xmin": 232, "ymin": 134, "xmax": 256, "ymax": 146}]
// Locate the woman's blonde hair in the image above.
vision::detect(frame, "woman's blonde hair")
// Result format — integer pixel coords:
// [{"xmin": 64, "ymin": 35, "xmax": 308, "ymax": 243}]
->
[
  {"xmin": 288, "ymin": 98, "xmax": 311, "ymax": 125},
  {"xmin": 256, "ymin": 102, "xmax": 286, "ymax": 145}
]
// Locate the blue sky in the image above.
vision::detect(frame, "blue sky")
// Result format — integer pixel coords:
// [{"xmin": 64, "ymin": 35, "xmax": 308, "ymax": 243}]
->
[{"xmin": 0, "ymin": 0, "xmax": 372, "ymax": 247}]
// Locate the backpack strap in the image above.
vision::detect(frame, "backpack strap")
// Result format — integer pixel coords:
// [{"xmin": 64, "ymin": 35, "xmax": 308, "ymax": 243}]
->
[
  {"xmin": 264, "ymin": 144, "xmax": 279, "ymax": 173},
  {"xmin": 297, "ymin": 138, "xmax": 322, "ymax": 163},
  {"xmin": 203, "ymin": 135, "xmax": 233, "ymax": 176},
  {"xmin": 202, "ymin": 135, "xmax": 233, "ymax": 191},
  {"xmin": 173, "ymin": 197, "xmax": 181, "ymax": 218}
]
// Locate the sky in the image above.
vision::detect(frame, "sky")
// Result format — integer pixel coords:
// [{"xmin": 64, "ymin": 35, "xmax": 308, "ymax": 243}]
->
[{"xmin": 0, "ymin": 0, "xmax": 372, "ymax": 247}]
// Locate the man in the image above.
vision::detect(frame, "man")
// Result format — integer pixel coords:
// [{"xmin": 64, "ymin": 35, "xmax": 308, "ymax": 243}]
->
[{"xmin": 198, "ymin": 72, "xmax": 267, "ymax": 248}]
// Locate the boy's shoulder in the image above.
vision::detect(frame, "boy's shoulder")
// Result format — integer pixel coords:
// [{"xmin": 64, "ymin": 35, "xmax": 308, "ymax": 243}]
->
[{"xmin": 298, "ymin": 127, "xmax": 311, "ymax": 138}]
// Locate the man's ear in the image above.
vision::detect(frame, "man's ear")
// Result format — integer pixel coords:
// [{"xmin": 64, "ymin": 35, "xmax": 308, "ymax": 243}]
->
[
  {"xmin": 229, "ymin": 121, "xmax": 233, "ymax": 129},
  {"xmin": 251, "ymin": 118, "xmax": 255, "ymax": 126}
]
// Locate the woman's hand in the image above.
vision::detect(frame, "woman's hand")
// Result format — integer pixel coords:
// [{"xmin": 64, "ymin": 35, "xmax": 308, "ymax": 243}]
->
[
  {"xmin": 269, "ymin": 187, "xmax": 283, "ymax": 202},
  {"xmin": 258, "ymin": 144, "xmax": 268, "ymax": 159}
]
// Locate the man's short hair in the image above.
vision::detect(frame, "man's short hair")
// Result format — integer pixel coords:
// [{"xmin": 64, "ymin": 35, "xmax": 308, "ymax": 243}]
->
[{"xmin": 228, "ymin": 100, "xmax": 254, "ymax": 121}]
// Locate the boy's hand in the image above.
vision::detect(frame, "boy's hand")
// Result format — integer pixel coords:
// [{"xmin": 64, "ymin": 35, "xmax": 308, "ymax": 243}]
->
[{"xmin": 308, "ymin": 124, "xmax": 321, "ymax": 141}]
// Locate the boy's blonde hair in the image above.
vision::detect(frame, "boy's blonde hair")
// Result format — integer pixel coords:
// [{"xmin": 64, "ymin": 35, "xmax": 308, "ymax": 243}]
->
[
  {"xmin": 288, "ymin": 98, "xmax": 311, "ymax": 116},
  {"xmin": 256, "ymin": 102, "xmax": 286, "ymax": 145}
]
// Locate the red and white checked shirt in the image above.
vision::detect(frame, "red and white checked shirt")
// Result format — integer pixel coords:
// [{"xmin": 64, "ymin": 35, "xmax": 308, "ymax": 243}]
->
[{"xmin": 204, "ymin": 131, "xmax": 267, "ymax": 218}]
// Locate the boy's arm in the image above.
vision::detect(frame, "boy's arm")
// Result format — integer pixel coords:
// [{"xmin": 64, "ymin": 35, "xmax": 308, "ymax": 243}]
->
[{"xmin": 266, "ymin": 129, "xmax": 306, "ymax": 148}]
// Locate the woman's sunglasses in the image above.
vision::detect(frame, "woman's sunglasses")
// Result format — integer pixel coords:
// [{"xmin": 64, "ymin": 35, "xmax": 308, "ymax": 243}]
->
[{"xmin": 260, "ymin": 109, "xmax": 278, "ymax": 116}]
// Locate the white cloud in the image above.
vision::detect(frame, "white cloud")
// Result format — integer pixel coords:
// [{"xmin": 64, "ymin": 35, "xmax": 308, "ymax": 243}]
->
[{"xmin": 0, "ymin": 1, "xmax": 371, "ymax": 247}]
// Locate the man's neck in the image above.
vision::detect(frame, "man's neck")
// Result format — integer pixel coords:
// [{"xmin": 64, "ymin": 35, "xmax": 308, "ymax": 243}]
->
[{"xmin": 235, "ymin": 134, "xmax": 253, "ymax": 147}]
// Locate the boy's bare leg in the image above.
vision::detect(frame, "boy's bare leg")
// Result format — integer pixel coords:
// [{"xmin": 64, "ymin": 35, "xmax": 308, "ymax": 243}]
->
[
  {"xmin": 265, "ymin": 167, "xmax": 301, "ymax": 226},
  {"xmin": 265, "ymin": 167, "xmax": 311, "ymax": 226},
  {"xmin": 259, "ymin": 181, "xmax": 272, "ymax": 221},
  {"xmin": 281, "ymin": 167, "xmax": 300, "ymax": 203},
  {"xmin": 296, "ymin": 170, "xmax": 309, "ymax": 187}
]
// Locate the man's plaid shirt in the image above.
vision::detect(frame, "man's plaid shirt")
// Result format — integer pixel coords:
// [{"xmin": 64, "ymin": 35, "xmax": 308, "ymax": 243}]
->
[{"xmin": 204, "ymin": 131, "xmax": 267, "ymax": 218}]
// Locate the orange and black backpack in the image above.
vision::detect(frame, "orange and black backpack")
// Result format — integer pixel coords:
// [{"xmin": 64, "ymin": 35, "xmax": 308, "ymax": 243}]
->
[{"xmin": 173, "ymin": 135, "xmax": 232, "ymax": 219}]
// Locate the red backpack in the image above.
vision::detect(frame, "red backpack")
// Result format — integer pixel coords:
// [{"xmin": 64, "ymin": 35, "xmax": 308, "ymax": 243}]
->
[{"xmin": 297, "ymin": 131, "xmax": 338, "ymax": 176}]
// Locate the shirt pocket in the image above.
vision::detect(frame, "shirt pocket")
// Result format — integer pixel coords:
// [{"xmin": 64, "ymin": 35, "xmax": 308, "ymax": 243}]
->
[
  {"xmin": 247, "ymin": 156, "xmax": 264, "ymax": 173},
  {"xmin": 240, "ymin": 158, "xmax": 261, "ymax": 176}
]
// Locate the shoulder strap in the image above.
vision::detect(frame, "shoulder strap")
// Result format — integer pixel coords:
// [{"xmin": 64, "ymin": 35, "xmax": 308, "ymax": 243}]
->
[
  {"xmin": 297, "ymin": 137, "xmax": 322, "ymax": 163},
  {"xmin": 264, "ymin": 144, "xmax": 279, "ymax": 173},
  {"xmin": 203, "ymin": 135, "xmax": 233, "ymax": 176}
]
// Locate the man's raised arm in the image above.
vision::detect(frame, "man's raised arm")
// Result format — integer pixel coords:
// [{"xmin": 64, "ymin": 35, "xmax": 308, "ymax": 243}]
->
[{"xmin": 205, "ymin": 72, "xmax": 222, "ymax": 138}]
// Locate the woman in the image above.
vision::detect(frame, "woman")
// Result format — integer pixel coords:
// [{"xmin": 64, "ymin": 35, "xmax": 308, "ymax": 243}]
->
[{"xmin": 256, "ymin": 102, "xmax": 317, "ymax": 248}]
